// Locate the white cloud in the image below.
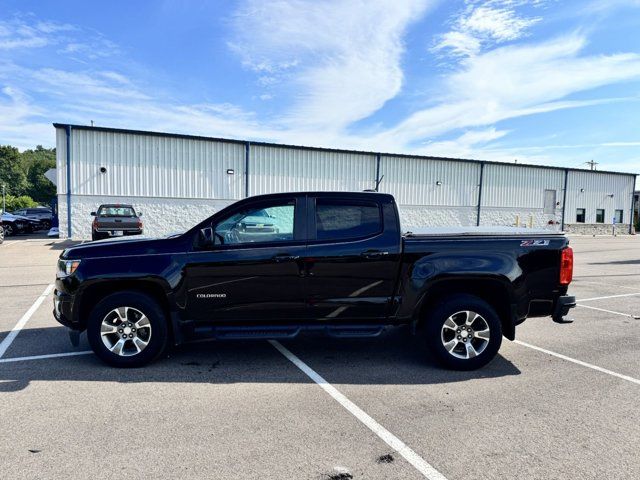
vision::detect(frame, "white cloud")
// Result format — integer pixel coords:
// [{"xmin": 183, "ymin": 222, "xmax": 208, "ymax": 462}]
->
[
  {"xmin": 461, "ymin": 6, "xmax": 540, "ymax": 41},
  {"xmin": 377, "ymin": 34, "xmax": 640, "ymax": 149},
  {"xmin": 0, "ymin": 15, "xmax": 118, "ymax": 59},
  {"xmin": 230, "ymin": 0, "xmax": 434, "ymax": 130},
  {"xmin": 433, "ymin": 2, "xmax": 541, "ymax": 57},
  {"xmin": 416, "ymin": 127, "xmax": 509, "ymax": 157},
  {"xmin": 0, "ymin": 17, "xmax": 78, "ymax": 50},
  {"xmin": 434, "ymin": 31, "xmax": 482, "ymax": 57}
]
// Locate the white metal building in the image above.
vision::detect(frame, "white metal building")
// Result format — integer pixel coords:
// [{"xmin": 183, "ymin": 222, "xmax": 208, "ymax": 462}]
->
[{"xmin": 54, "ymin": 124, "xmax": 637, "ymax": 239}]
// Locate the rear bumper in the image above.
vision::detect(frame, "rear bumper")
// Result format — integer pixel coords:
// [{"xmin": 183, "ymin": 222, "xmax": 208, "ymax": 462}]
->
[
  {"xmin": 94, "ymin": 228, "xmax": 143, "ymax": 233},
  {"xmin": 552, "ymin": 295, "xmax": 576, "ymax": 323}
]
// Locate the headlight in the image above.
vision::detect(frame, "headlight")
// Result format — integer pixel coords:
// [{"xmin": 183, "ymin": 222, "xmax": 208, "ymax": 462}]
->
[{"xmin": 57, "ymin": 259, "xmax": 81, "ymax": 278}]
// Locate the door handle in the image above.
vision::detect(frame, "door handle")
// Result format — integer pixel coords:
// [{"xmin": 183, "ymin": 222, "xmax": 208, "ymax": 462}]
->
[
  {"xmin": 272, "ymin": 254, "xmax": 300, "ymax": 263},
  {"xmin": 360, "ymin": 250, "xmax": 389, "ymax": 259}
]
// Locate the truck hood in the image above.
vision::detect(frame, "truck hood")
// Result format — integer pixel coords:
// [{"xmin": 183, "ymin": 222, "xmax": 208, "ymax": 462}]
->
[{"xmin": 61, "ymin": 233, "xmax": 188, "ymax": 259}]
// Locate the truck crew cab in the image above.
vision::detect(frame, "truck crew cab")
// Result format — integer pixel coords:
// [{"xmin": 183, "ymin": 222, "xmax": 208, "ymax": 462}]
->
[{"xmin": 54, "ymin": 192, "xmax": 575, "ymax": 370}]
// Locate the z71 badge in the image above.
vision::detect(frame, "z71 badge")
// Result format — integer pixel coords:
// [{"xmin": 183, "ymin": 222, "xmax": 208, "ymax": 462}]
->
[{"xmin": 521, "ymin": 239, "xmax": 550, "ymax": 247}]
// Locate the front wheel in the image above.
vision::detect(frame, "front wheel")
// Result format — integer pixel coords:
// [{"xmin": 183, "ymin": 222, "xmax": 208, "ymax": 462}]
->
[
  {"xmin": 86, "ymin": 291, "xmax": 168, "ymax": 367},
  {"xmin": 422, "ymin": 294, "xmax": 502, "ymax": 370}
]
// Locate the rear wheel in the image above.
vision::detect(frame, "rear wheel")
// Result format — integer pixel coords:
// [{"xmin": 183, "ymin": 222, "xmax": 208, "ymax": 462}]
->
[
  {"xmin": 422, "ymin": 294, "xmax": 502, "ymax": 370},
  {"xmin": 86, "ymin": 291, "xmax": 168, "ymax": 367}
]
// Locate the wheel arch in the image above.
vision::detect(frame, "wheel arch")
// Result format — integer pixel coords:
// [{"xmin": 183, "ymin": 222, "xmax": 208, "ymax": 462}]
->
[
  {"xmin": 75, "ymin": 279, "xmax": 173, "ymax": 337},
  {"xmin": 415, "ymin": 277, "xmax": 516, "ymax": 340}
]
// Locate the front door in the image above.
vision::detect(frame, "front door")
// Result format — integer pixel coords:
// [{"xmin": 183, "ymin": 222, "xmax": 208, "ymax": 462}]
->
[
  {"xmin": 304, "ymin": 195, "xmax": 401, "ymax": 321},
  {"xmin": 184, "ymin": 196, "xmax": 307, "ymax": 323}
]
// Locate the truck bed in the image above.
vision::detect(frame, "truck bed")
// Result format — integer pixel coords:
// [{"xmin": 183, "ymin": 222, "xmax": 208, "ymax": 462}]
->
[{"xmin": 404, "ymin": 226, "xmax": 564, "ymax": 237}]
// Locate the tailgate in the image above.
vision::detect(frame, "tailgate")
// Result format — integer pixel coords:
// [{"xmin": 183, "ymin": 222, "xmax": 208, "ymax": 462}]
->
[{"xmin": 98, "ymin": 216, "xmax": 139, "ymax": 230}]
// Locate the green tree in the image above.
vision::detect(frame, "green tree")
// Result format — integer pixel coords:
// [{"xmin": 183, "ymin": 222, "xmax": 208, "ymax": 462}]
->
[
  {"xmin": 0, "ymin": 145, "xmax": 28, "ymax": 197},
  {"xmin": 4, "ymin": 194, "xmax": 38, "ymax": 211},
  {"xmin": 21, "ymin": 146, "xmax": 56, "ymax": 203}
]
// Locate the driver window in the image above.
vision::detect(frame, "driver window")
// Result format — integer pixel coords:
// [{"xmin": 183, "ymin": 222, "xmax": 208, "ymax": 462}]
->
[{"xmin": 214, "ymin": 200, "xmax": 295, "ymax": 245}]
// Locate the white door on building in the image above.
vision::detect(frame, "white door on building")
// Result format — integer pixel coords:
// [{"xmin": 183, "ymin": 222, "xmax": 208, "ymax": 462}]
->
[{"xmin": 543, "ymin": 189, "xmax": 557, "ymax": 214}]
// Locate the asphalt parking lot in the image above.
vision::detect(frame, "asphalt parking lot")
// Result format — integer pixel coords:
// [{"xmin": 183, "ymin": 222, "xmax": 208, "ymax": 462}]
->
[{"xmin": 0, "ymin": 235, "xmax": 638, "ymax": 479}]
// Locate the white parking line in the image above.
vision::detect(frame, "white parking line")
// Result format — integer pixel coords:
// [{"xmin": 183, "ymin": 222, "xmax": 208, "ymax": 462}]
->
[
  {"xmin": 0, "ymin": 351, "xmax": 93, "ymax": 364},
  {"xmin": 578, "ymin": 293, "xmax": 640, "ymax": 302},
  {"xmin": 2, "ymin": 241, "xmax": 18, "ymax": 246},
  {"xmin": 514, "ymin": 340, "xmax": 640, "ymax": 385},
  {"xmin": 270, "ymin": 340, "xmax": 448, "ymax": 480},
  {"xmin": 0, "ymin": 284, "xmax": 54, "ymax": 358},
  {"xmin": 576, "ymin": 303, "xmax": 639, "ymax": 318}
]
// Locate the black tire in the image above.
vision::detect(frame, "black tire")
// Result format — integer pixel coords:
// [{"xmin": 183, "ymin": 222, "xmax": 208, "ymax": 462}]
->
[
  {"xmin": 86, "ymin": 291, "xmax": 169, "ymax": 368},
  {"xmin": 0, "ymin": 226, "xmax": 4, "ymax": 244},
  {"xmin": 4, "ymin": 223, "xmax": 14, "ymax": 236},
  {"xmin": 422, "ymin": 294, "xmax": 502, "ymax": 370},
  {"xmin": 91, "ymin": 231, "xmax": 103, "ymax": 241}
]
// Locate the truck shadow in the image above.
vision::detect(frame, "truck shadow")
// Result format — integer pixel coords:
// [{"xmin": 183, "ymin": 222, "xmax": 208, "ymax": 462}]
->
[{"xmin": 0, "ymin": 326, "xmax": 520, "ymax": 392}]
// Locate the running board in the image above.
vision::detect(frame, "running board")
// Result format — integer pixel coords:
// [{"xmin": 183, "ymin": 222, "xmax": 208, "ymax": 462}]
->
[
  {"xmin": 190, "ymin": 324, "xmax": 386, "ymax": 340},
  {"xmin": 198, "ymin": 326, "xmax": 301, "ymax": 340},
  {"xmin": 325, "ymin": 326, "xmax": 385, "ymax": 338}
]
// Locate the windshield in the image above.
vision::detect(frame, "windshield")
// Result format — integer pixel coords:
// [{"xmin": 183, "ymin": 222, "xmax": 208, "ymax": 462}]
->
[{"xmin": 98, "ymin": 206, "xmax": 136, "ymax": 217}]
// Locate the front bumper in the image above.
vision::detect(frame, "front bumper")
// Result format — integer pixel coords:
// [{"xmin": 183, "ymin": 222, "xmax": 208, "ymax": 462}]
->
[
  {"xmin": 53, "ymin": 288, "xmax": 80, "ymax": 330},
  {"xmin": 552, "ymin": 295, "xmax": 576, "ymax": 323}
]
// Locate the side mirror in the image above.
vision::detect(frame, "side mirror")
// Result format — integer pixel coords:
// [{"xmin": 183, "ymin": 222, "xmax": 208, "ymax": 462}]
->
[
  {"xmin": 138, "ymin": 212, "xmax": 143, "ymax": 217},
  {"xmin": 90, "ymin": 212, "xmax": 96, "ymax": 216},
  {"xmin": 199, "ymin": 227, "xmax": 214, "ymax": 247}
]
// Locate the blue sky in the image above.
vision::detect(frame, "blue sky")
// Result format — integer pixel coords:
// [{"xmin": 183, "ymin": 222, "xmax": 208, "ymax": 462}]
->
[{"xmin": 1, "ymin": 0, "xmax": 639, "ymax": 181}]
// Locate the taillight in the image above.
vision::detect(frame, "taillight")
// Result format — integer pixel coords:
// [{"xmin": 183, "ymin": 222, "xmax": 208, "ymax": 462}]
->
[
  {"xmin": 92, "ymin": 218, "xmax": 97, "ymax": 228},
  {"xmin": 559, "ymin": 247, "xmax": 573, "ymax": 285},
  {"xmin": 137, "ymin": 219, "xmax": 143, "ymax": 229}
]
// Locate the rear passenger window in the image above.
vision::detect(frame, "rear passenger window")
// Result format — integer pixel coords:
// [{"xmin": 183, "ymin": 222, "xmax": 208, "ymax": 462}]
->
[{"xmin": 315, "ymin": 199, "xmax": 381, "ymax": 241}]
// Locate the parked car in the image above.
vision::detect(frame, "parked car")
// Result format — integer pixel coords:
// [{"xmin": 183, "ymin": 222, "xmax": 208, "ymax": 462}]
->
[
  {"xmin": 91, "ymin": 204, "xmax": 143, "ymax": 241},
  {"xmin": 11, "ymin": 207, "xmax": 53, "ymax": 230},
  {"xmin": 54, "ymin": 191, "xmax": 575, "ymax": 369},
  {"xmin": 0, "ymin": 216, "xmax": 4, "ymax": 244},
  {"xmin": 0, "ymin": 213, "xmax": 39, "ymax": 236}
]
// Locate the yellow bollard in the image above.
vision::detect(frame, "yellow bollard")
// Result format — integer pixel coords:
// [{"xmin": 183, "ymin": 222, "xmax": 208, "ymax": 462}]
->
[{"xmin": 515, "ymin": 215, "xmax": 520, "ymax": 227}]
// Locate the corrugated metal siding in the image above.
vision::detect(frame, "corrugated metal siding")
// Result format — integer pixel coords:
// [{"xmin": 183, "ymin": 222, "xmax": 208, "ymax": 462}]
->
[
  {"xmin": 249, "ymin": 145, "xmax": 376, "ymax": 195},
  {"xmin": 379, "ymin": 156, "xmax": 480, "ymax": 206},
  {"xmin": 566, "ymin": 171, "xmax": 635, "ymax": 224},
  {"xmin": 482, "ymin": 164, "xmax": 565, "ymax": 208},
  {"xmin": 60, "ymin": 127, "xmax": 245, "ymax": 200},
  {"xmin": 56, "ymin": 127, "xmax": 67, "ymax": 193}
]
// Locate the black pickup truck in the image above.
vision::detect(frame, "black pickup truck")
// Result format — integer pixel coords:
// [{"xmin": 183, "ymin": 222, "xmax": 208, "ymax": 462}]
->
[{"xmin": 54, "ymin": 191, "xmax": 575, "ymax": 370}]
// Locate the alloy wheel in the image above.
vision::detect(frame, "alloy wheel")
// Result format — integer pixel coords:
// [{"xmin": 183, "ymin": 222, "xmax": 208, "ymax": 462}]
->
[
  {"xmin": 100, "ymin": 306, "xmax": 152, "ymax": 356},
  {"xmin": 440, "ymin": 310, "xmax": 490, "ymax": 359}
]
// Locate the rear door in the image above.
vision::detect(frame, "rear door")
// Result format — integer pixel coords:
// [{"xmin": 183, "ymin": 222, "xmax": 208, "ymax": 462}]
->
[{"xmin": 304, "ymin": 195, "xmax": 401, "ymax": 321}]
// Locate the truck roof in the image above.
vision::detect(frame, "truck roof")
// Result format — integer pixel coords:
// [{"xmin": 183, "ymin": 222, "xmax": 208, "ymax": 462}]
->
[{"xmin": 241, "ymin": 191, "xmax": 395, "ymax": 202}]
